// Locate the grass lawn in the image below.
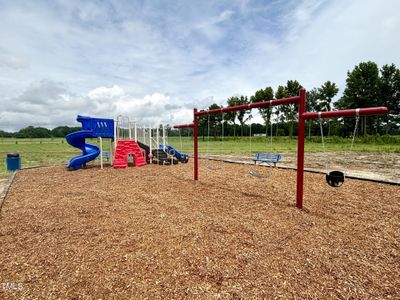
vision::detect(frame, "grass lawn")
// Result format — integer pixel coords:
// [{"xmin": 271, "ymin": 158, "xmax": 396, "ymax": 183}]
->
[
  {"xmin": 170, "ymin": 135, "xmax": 400, "ymax": 155},
  {"xmin": 1, "ymin": 136, "xmax": 399, "ymax": 177},
  {"xmin": 0, "ymin": 138, "xmax": 78, "ymax": 177}
]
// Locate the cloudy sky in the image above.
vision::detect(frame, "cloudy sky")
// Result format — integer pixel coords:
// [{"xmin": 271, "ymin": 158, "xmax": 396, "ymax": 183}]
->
[{"xmin": 0, "ymin": 0, "xmax": 399, "ymax": 131}]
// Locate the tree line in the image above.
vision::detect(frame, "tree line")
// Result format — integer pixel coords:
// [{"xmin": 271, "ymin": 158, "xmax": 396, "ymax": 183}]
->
[
  {"xmin": 2, "ymin": 61, "xmax": 399, "ymax": 139},
  {"xmin": 0, "ymin": 126, "xmax": 81, "ymax": 138},
  {"xmin": 190, "ymin": 61, "xmax": 400, "ymax": 139}
]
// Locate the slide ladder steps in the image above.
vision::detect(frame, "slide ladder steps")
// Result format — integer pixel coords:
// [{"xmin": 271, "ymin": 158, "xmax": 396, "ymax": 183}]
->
[{"xmin": 113, "ymin": 140, "xmax": 146, "ymax": 168}]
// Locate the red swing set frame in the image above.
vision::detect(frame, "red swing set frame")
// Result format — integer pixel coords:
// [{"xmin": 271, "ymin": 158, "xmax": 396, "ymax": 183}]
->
[{"xmin": 174, "ymin": 88, "xmax": 387, "ymax": 209}]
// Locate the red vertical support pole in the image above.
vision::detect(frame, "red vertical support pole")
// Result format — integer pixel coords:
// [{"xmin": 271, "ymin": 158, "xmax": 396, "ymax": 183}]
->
[
  {"xmin": 193, "ymin": 108, "xmax": 199, "ymax": 180},
  {"xmin": 296, "ymin": 88, "xmax": 306, "ymax": 209}
]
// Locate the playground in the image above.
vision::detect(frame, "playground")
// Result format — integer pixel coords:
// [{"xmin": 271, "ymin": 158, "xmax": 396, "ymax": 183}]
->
[
  {"xmin": 1, "ymin": 90, "xmax": 399, "ymax": 298},
  {"xmin": 1, "ymin": 161, "xmax": 399, "ymax": 298}
]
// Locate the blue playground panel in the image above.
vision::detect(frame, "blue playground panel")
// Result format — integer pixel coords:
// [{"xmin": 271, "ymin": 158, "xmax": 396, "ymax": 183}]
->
[{"xmin": 78, "ymin": 115, "xmax": 114, "ymax": 138}]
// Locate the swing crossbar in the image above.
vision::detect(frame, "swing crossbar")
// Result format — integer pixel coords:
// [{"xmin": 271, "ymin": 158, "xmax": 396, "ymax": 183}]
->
[
  {"xmin": 253, "ymin": 153, "xmax": 282, "ymax": 166},
  {"xmin": 195, "ymin": 96, "xmax": 300, "ymax": 117},
  {"xmin": 302, "ymin": 107, "xmax": 387, "ymax": 119},
  {"xmin": 174, "ymin": 123, "xmax": 194, "ymax": 129}
]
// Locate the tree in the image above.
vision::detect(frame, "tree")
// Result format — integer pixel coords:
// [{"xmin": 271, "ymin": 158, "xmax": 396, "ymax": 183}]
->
[
  {"xmin": 338, "ymin": 61, "xmax": 380, "ymax": 135},
  {"xmin": 225, "ymin": 96, "xmax": 239, "ymax": 137},
  {"xmin": 198, "ymin": 114, "xmax": 208, "ymax": 141},
  {"xmin": 15, "ymin": 126, "xmax": 52, "ymax": 138},
  {"xmin": 306, "ymin": 88, "xmax": 319, "ymax": 112},
  {"xmin": 51, "ymin": 126, "xmax": 81, "ymax": 137},
  {"xmin": 318, "ymin": 81, "xmax": 339, "ymax": 111},
  {"xmin": 275, "ymin": 85, "xmax": 287, "ymax": 99},
  {"xmin": 207, "ymin": 103, "xmax": 223, "ymax": 139},
  {"xmin": 236, "ymin": 95, "xmax": 250, "ymax": 136},
  {"xmin": 0, "ymin": 130, "xmax": 14, "ymax": 138},
  {"xmin": 378, "ymin": 63, "xmax": 400, "ymax": 134},
  {"xmin": 306, "ymin": 88, "xmax": 320, "ymax": 137},
  {"xmin": 318, "ymin": 81, "xmax": 339, "ymax": 136},
  {"xmin": 274, "ymin": 85, "xmax": 287, "ymax": 136},
  {"xmin": 282, "ymin": 80, "xmax": 302, "ymax": 138},
  {"xmin": 251, "ymin": 86, "xmax": 274, "ymax": 138}
]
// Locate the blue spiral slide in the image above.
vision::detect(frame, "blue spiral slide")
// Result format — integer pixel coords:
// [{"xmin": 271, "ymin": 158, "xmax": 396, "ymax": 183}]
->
[
  {"xmin": 66, "ymin": 130, "xmax": 100, "ymax": 170},
  {"xmin": 66, "ymin": 115, "xmax": 114, "ymax": 170}
]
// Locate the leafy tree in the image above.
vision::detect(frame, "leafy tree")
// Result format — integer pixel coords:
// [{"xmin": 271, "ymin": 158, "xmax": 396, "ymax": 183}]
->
[
  {"xmin": 286, "ymin": 80, "xmax": 302, "ymax": 97},
  {"xmin": 318, "ymin": 81, "xmax": 339, "ymax": 111},
  {"xmin": 318, "ymin": 81, "xmax": 339, "ymax": 136},
  {"xmin": 306, "ymin": 88, "xmax": 320, "ymax": 137},
  {"xmin": 337, "ymin": 61, "xmax": 380, "ymax": 135},
  {"xmin": 282, "ymin": 80, "xmax": 302, "ymax": 138},
  {"xmin": 236, "ymin": 95, "xmax": 250, "ymax": 136},
  {"xmin": 250, "ymin": 86, "xmax": 274, "ymax": 138},
  {"xmin": 306, "ymin": 88, "xmax": 319, "ymax": 112},
  {"xmin": 378, "ymin": 63, "xmax": 400, "ymax": 134},
  {"xmin": 225, "ymin": 96, "xmax": 239, "ymax": 137},
  {"xmin": 198, "ymin": 114, "xmax": 208, "ymax": 141},
  {"xmin": 274, "ymin": 85, "xmax": 287, "ymax": 136},
  {"xmin": 0, "ymin": 130, "xmax": 14, "ymax": 138},
  {"xmin": 51, "ymin": 126, "xmax": 81, "ymax": 137},
  {"xmin": 275, "ymin": 85, "xmax": 288, "ymax": 100},
  {"xmin": 15, "ymin": 126, "xmax": 52, "ymax": 138},
  {"xmin": 208, "ymin": 103, "xmax": 223, "ymax": 139}
]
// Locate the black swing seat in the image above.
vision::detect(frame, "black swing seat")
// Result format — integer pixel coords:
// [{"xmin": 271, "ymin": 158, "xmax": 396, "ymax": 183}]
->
[
  {"xmin": 253, "ymin": 153, "xmax": 282, "ymax": 166},
  {"xmin": 326, "ymin": 171, "xmax": 345, "ymax": 187}
]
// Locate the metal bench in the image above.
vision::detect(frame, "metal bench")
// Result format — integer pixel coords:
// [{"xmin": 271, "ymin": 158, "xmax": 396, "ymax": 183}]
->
[{"xmin": 253, "ymin": 153, "xmax": 282, "ymax": 166}]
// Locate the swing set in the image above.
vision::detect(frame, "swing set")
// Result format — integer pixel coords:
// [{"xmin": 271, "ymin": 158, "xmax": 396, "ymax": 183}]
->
[{"xmin": 174, "ymin": 88, "xmax": 387, "ymax": 209}]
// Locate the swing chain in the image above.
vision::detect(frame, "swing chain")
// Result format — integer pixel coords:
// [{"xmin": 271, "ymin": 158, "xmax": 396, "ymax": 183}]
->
[
  {"xmin": 207, "ymin": 113, "xmax": 210, "ymax": 156},
  {"xmin": 319, "ymin": 117, "xmax": 328, "ymax": 173},
  {"xmin": 221, "ymin": 112, "xmax": 224, "ymax": 154},
  {"xmin": 270, "ymin": 107, "xmax": 273, "ymax": 152},
  {"xmin": 179, "ymin": 127, "xmax": 183, "ymax": 152},
  {"xmin": 249, "ymin": 114, "xmax": 252, "ymax": 153},
  {"xmin": 350, "ymin": 115, "xmax": 360, "ymax": 152}
]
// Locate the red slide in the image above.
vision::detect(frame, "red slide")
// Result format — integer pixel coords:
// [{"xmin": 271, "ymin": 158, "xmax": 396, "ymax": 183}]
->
[{"xmin": 113, "ymin": 140, "xmax": 146, "ymax": 168}]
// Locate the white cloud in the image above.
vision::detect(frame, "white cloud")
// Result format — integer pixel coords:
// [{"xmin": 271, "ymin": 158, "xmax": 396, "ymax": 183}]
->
[
  {"xmin": 88, "ymin": 85, "xmax": 124, "ymax": 100},
  {"xmin": 0, "ymin": 81, "xmax": 193, "ymax": 131},
  {"xmin": 218, "ymin": 10, "xmax": 235, "ymax": 22},
  {"xmin": 0, "ymin": 48, "xmax": 29, "ymax": 69}
]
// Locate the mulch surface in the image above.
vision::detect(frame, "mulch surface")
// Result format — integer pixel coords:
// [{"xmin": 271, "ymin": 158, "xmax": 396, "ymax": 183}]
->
[{"xmin": 0, "ymin": 161, "xmax": 399, "ymax": 299}]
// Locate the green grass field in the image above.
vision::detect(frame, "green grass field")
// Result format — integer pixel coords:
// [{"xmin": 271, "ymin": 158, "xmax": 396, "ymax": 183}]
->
[{"xmin": 1, "ymin": 136, "xmax": 399, "ymax": 177}]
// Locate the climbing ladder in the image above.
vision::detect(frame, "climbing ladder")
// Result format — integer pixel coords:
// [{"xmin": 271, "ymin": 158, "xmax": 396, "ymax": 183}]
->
[{"xmin": 113, "ymin": 140, "xmax": 146, "ymax": 168}]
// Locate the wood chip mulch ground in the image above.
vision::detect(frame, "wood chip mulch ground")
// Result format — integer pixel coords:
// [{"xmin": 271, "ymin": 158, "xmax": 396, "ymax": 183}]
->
[{"xmin": 0, "ymin": 160, "xmax": 399, "ymax": 299}]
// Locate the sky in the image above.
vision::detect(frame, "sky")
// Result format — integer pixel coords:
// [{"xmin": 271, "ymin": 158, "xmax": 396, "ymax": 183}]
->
[{"xmin": 0, "ymin": 0, "xmax": 399, "ymax": 131}]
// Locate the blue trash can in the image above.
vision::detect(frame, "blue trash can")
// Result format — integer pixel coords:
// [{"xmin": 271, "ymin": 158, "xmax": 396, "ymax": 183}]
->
[{"xmin": 6, "ymin": 153, "xmax": 21, "ymax": 171}]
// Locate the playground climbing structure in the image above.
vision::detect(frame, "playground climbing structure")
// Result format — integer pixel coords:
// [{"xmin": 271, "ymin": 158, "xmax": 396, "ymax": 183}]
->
[{"xmin": 66, "ymin": 114, "xmax": 188, "ymax": 170}]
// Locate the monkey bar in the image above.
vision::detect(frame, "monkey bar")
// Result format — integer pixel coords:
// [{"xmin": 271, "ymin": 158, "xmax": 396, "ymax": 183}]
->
[{"xmin": 174, "ymin": 89, "xmax": 388, "ymax": 209}]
